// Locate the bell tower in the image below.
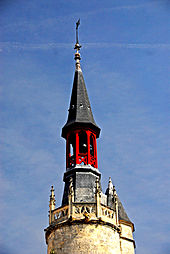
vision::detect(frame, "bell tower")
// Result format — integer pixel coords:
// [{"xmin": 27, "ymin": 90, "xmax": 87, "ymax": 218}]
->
[
  {"xmin": 61, "ymin": 19, "xmax": 100, "ymax": 207},
  {"xmin": 45, "ymin": 21, "xmax": 136, "ymax": 254}
]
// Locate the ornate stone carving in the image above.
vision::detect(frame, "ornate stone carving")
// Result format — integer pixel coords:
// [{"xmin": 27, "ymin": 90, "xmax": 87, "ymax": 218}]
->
[
  {"xmin": 74, "ymin": 205, "xmax": 95, "ymax": 214},
  {"xmin": 53, "ymin": 206, "xmax": 68, "ymax": 221}
]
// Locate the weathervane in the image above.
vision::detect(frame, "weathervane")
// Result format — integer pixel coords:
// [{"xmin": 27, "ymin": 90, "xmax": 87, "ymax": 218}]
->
[
  {"xmin": 74, "ymin": 19, "xmax": 81, "ymax": 69},
  {"xmin": 74, "ymin": 19, "xmax": 81, "ymax": 51}
]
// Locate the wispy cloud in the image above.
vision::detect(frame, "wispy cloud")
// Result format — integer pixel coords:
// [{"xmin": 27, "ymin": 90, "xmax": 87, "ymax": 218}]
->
[
  {"xmin": 1, "ymin": 42, "xmax": 170, "ymax": 51},
  {"xmin": 83, "ymin": 1, "xmax": 162, "ymax": 16}
]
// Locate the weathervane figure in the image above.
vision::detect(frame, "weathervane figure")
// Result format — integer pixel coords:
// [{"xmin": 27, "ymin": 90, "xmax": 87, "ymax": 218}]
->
[
  {"xmin": 76, "ymin": 19, "xmax": 80, "ymax": 44},
  {"xmin": 75, "ymin": 19, "xmax": 81, "ymax": 50}
]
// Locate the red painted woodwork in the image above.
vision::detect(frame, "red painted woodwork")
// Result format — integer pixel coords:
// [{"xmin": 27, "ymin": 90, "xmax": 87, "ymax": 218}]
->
[{"xmin": 66, "ymin": 129, "xmax": 98, "ymax": 169}]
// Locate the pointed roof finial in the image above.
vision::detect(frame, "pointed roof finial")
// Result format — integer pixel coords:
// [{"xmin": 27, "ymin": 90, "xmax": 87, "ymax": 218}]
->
[
  {"xmin": 108, "ymin": 177, "xmax": 113, "ymax": 190},
  {"xmin": 74, "ymin": 19, "xmax": 81, "ymax": 70},
  {"xmin": 105, "ymin": 177, "xmax": 113, "ymax": 196},
  {"xmin": 50, "ymin": 185, "xmax": 55, "ymax": 198},
  {"xmin": 49, "ymin": 185, "xmax": 56, "ymax": 211}
]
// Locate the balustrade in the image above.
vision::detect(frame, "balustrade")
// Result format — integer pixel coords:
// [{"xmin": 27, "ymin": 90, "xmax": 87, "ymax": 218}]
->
[
  {"xmin": 101, "ymin": 205, "xmax": 116, "ymax": 222},
  {"xmin": 74, "ymin": 204, "xmax": 96, "ymax": 215},
  {"xmin": 50, "ymin": 203, "xmax": 116, "ymax": 225},
  {"xmin": 51, "ymin": 206, "xmax": 69, "ymax": 223}
]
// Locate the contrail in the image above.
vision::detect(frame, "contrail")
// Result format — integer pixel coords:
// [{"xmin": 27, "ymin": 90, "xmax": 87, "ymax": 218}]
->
[
  {"xmin": 0, "ymin": 42, "xmax": 72, "ymax": 50},
  {"xmin": 83, "ymin": 43, "xmax": 170, "ymax": 50},
  {"xmin": 0, "ymin": 42, "xmax": 170, "ymax": 51}
]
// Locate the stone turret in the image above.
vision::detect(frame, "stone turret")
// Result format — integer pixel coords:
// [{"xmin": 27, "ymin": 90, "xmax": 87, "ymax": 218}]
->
[{"xmin": 44, "ymin": 20, "xmax": 135, "ymax": 254}]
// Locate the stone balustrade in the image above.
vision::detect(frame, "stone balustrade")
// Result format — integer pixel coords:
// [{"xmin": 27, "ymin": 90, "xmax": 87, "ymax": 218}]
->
[
  {"xmin": 50, "ymin": 202, "xmax": 117, "ymax": 227},
  {"xmin": 101, "ymin": 205, "xmax": 117, "ymax": 224},
  {"xmin": 50, "ymin": 205, "xmax": 69, "ymax": 224}
]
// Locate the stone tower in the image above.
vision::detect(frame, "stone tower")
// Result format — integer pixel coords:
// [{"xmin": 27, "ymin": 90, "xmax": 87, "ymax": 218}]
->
[{"xmin": 45, "ymin": 22, "xmax": 135, "ymax": 254}]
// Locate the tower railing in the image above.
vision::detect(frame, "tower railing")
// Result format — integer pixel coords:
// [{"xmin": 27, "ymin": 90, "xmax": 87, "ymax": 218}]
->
[
  {"xmin": 50, "ymin": 205, "xmax": 69, "ymax": 224},
  {"xmin": 49, "ymin": 202, "xmax": 117, "ymax": 227}
]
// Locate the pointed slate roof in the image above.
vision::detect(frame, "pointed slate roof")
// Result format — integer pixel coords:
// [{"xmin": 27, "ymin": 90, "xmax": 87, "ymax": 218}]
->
[
  {"xmin": 117, "ymin": 197, "xmax": 131, "ymax": 223},
  {"xmin": 105, "ymin": 178, "xmax": 132, "ymax": 224},
  {"xmin": 62, "ymin": 68, "xmax": 100, "ymax": 138}
]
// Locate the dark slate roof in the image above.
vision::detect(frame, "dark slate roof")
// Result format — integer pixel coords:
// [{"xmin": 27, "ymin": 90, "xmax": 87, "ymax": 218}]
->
[
  {"xmin": 62, "ymin": 69, "xmax": 100, "ymax": 138},
  {"xmin": 117, "ymin": 197, "xmax": 131, "ymax": 223}
]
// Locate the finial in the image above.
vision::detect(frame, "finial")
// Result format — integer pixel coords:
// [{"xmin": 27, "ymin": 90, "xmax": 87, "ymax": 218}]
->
[
  {"xmin": 50, "ymin": 185, "xmax": 55, "ymax": 198},
  {"xmin": 108, "ymin": 177, "xmax": 113, "ymax": 188},
  {"xmin": 75, "ymin": 19, "xmax": 81, "ymax": 46},
  {"xmin": 74, "ymin": 19, "xmax": 81, "ymax": 71},
  {"xmin": 75, "ymin": 19, "xmax": 81, "ymax": 50},
  {"xmin": 108, "ymin": 177, "xmax": 113, "ymax": 194},
  {"xmin": 49, "ymin": 185, "xmax": 56, "ymax": 211}
]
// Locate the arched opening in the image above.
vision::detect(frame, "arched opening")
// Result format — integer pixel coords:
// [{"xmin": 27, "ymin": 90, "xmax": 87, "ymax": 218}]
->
[
  {"xmin": 78, "ymin": 131, "xmax": 87, "ymax": 165},
  {"xmin": 79, "ymin": 131, "xmax": 87, "ymax": 154},
  {"xmin": 90, "ymin": 134, "xmax": 94, "ymax": 156},
  {"xmin": 68, "ymin": 133, "xmax": 76, "ymax": 167},
  {"xmin": 69, "ymin": 133, "xmax": 76, "ymax": 156}
]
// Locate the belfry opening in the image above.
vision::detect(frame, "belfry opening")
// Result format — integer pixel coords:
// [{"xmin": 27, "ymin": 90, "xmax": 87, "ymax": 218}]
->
[{"xmin": 66, "ymin": 129, "xmax": 98, "ymax": 169}]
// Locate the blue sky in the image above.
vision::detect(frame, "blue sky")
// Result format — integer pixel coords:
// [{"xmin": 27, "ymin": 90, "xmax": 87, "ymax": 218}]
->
[{"xmin": 0, "ymin": 0, "xmax": 170, "ymax": 253}]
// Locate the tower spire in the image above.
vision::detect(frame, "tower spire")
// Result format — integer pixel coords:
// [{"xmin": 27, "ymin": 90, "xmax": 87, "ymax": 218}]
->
[
  {"xmin": 74, "ymin": 19, "xmax": 81, "ymax": 71},
  {"xmin": 62, "ymin": 20, "xmax": 100, "ymax": 140}
]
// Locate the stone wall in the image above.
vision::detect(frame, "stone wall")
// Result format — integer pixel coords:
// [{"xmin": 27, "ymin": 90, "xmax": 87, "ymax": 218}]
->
[
  {"xmin": 47, "ymin": 222, "xmax": 122, "ymax": 254},
  {"xmin": 120, "ymin": 238, "xmax": 135, "ymax": 254},
  {"xmin": 120, "ymin": 224, "xmax": 133, "ymax": 240},
  {"xmin": 120, "ymin": 223, "xmax": 135, "ymax": 254}
]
